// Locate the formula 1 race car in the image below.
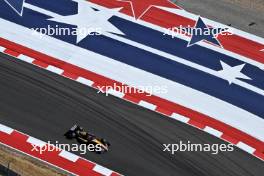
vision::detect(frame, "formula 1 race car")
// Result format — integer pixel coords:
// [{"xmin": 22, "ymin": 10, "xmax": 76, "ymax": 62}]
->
[{"xmin": 64, "ymin": 124, "xmax": 110, "ymax": 154}]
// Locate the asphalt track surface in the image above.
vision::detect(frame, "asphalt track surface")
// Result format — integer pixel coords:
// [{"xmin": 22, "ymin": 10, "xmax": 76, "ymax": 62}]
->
[
  {"xmin": 174, "ymin": 0, "xmax": 264, "ymax": 37},
  {"xmin": 0, "ymin": 53, "xmax": 264, "ymax": 176}
]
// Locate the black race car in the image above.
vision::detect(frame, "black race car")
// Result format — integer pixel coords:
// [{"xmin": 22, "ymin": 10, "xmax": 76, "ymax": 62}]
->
[{"xmin": 64, "ymin": 124, "xmax": 110, "ymax": 154}]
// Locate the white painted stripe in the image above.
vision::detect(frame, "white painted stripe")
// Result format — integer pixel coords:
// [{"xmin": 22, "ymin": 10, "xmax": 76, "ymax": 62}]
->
[
  {"xmin": 18, "ymin": 54, "xmax": 34, "ymax": 63},
  {"xmin": 106, "ymin": 88, "xmax": 125, "ymax": 98},
  {"xmin": 204, "ymin": 126, "xmax": 223, "ymax": 137},
  {"xmin": 104, "ymin": 32, "xmax": 264, "ymax": 96},
  {"xmin": 236, "ymin": 142, "xmax": 256, "ymax": 154},
  {"xmin": 46, "ymin": 65, "xmax": 64, "ymax": 74},
  {"xmin": 76, "ymin": 77, "xmax": 94, "ymax": 86},
  {"xmin": 1, "ymin": 15, "xmax": 263, "ymax": 141},
  {"xmin": 0, "ymin": 46, "xmax": 6, "ymax": 52},
  {"xmin": 25, "ymin": 0, "xmax": 264, "ymax": 72},
  {"xmin": 26, "ymin": 137, "xmax": 46, "ymax": 148},
  {"xmin": 171, "ymin": 113, "xmax": 190, "ymax": 123},
  {"xmin": 76, "ymin": 77, "xmax": 94, "ymax": 87},
  {"xmin": 0, "ymin": 124, "xmax": 14, "ymax": 134},
  {"xmin": 84, "ymin": 1, "xmax": 264, "ymax": 70},
  {"xmin": 138, "ymin": 101, "xmax": 157, "ymax": 110},
  {"xmin": 159, "ymin": 8, "xmax": 264, "ymax": 70},
  {"xmin": 59, "ymin": 150, "xmax": 79, "ymax": 162},
  {"xmin": 76, "ymin": 1, "xmax": 264, "ymax": 95},
  {"xmin": 93, "ymin": 165, "xmax": 113, "ymax": 176}
]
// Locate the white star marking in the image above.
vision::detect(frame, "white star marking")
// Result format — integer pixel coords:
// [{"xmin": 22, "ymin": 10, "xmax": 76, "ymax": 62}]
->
[
  {"xmin": 48, "ymin": 1, "xmax": 124, "ymax": 43},
  {"xmin": 218, "ymin": 61, "xmax": 251, "ymax": 85}
]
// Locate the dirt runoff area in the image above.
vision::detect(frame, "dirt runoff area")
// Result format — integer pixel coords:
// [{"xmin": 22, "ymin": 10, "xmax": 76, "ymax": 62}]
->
[{"xmin": 0, "ymin": 144, "xmax": 69, "ymax": 176}]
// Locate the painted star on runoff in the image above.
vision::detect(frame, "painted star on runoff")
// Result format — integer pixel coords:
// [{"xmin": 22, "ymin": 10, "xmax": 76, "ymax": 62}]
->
[
  {"xmin": 187, "ymin": 17, "xmax": 225, "ymax": 48},
  {"xmin": 48, "ymin": 1, "xmax": 124, "ymax": 43},
  {"xmin": 117, "ymin": 0, "xmax": 180, "ymax": 19},
  {"xmin": 218, "ymin": 61, "xmax": 251, "ymax": 85}
]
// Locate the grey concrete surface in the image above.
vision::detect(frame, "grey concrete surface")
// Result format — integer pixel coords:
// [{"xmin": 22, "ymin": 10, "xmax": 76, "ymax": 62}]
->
[{"xmin": 173, "ymin": 0, "xmax": 264, "ymax": 37}]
